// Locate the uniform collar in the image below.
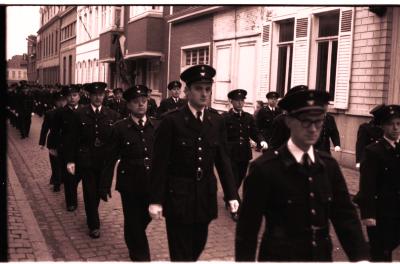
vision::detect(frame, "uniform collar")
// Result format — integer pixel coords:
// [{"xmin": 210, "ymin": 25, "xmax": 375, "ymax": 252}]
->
[
  {"xmin": 232, "ymin": 108, "xmax": 242, "ymax": 116},
  {"xmin": 130, "ymin": 114, "xmax": 147, "ymax": 126},
  {"xmin": 187, "ymin": 102, "xmax": 205, "ymax": 121},
  {"xmin": 91, "ymin": 104, "xmax": 102, "ymax": 113},
  {"xmin": 68, "ymin": 104, "xmax": 78, "ymax": 110},
  {"xmin": 287, "ymin": 138, "xmax": 315, "ymax": 164},
  {"xmin": 383, "ymin": 135, "xmax": 400, "ymax": 149}
]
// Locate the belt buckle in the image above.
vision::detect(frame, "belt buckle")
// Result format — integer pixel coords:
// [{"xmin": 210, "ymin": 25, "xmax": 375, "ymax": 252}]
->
[{"xmin": 196, "ymin": 168, "xmax": 203, "ymax": 181}]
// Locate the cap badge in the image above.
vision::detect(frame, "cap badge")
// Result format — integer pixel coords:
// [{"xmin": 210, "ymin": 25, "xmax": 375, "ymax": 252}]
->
[
  {"xmin": 200, "ymin": 72, "xmax": 206, "ymax": 77},
  {"xmin": 307, "ymin": 100, "xmax": 315, "ymax": 106},
  {"xmin": 390, "ymin": 110, "xmax": 395, "ymax": 114}
]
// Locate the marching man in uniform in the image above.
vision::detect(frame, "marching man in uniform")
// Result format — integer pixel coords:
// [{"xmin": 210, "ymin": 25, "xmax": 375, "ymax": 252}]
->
[
  {"xmin": 222, "ymin": 89, "xmax": 267, "ymax": 221},
  {"xmin": 359, "ymin": 104, "xmax": 400, "ymax": 261},
  {"xmin": 235, "ymin": 85, "xmax": 368, "ymax": 261},
  {"xmin": 148, "ymin": 65, "xmax": 239, "ymax": 261},
  {"xmin": 157, "ymin": 80, "xmax": 187, "ymax": 117}
]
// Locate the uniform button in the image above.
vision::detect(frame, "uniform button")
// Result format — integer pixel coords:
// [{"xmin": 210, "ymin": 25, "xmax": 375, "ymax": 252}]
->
[
  {"xmin": 287, "ymin": 199, "xmax": 292, "ymax": 204},
  {"xmin": 144, "ymin": 157, "xmax": 149, "ymax": 161},
  {"xmin": 198, "ymin": 147, "xmax": 202, "ymax": 151},
  {"xmin": 95, "ymin": 124, "xmax": 98, "ymax": 128},
  {"xmin": 142, "ymin": 138, "xmax": 146, "ymax": 142},
  {"xmin": 311, "ymin": 209, "xmax": 316, "ymax": 215},
  {"xmin": 144, "ymin": 147, "xmax": 147, "ymax": 151},
  {"xmin": 384, "ymin": 167, "xmax": 388, "ymax": 171},
  {"xmin": 197, "ymin": 167, "xmax": 201, "ymax": 171},
  {"xmin": 140, "ymin": 130, "xmax": 144, "ymax": 133},
  {"xmin": 312, "ymin": 241, "xmax": 317, "ymax": 247},
  {"xmin": 308, "ymin": 177, "xmax": 313, "ymax": 182},
  {"xmin": 198, "ymin": 137, "xmax": 202, "ymax": 141},
  {"xmin": 239, "ymin": 130, "xmax": 242, "ymax": 133},
  {"xmin": 96, "ymin": 131, "xmax": 99, "ymax": 134},
  {"xmin": 240, "ymin": 142, "xmax": 243, "ymax": 145},
  {"xmin": 121, "ymin": 170, "xmax": 125, "ymax": 174},
  {"xmin": 198, "ymin": 157, "xmax": 202, "ymax": 161},
  {"xmin": 309, "ymin": 192, "xmax": 315, "ymax": 198},
  {"xmin": 146, "ymin": 166, "xmax": 150, "ymax": 170}
]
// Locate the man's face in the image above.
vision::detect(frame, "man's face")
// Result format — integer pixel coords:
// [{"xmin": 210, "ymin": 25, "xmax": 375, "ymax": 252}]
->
[
  {"xmin": 267, "ymin": 97, "xmax": 278, "ymax": 108},
  {"xmin": 114, "ymin": 92, "xmax": 123, "ymax": 100},
  {"xmin": 186, "ymin": 82, "xmax": 212, "ymax": 108},
  {"xmin": 231, "ymin": 99, "xmax": 244, "ymax": 111},
  {"xmin": 55, "ymin": 99, "xmax": 67, "ymax": 108},
  {"xmin": 286, "ymin": 111, "xmax": 325, "ymax": 150},
  {"xmin": 90, "ymin": 92, "xmax": 105, "ymax": 107},
  {"xmin": 127, "ymin": 96, "xmax": 148, "ymax": 118},
  {"xmin": 67, "ymin": 92, "xmax": 80, "ymax": 106},
  {"xmin": 382, "ymin": 117, "xmax": 400, "ymax": 141},
  {"xmin": 170, "ymin": 87, "xmax": 181, "ymax": 98}
]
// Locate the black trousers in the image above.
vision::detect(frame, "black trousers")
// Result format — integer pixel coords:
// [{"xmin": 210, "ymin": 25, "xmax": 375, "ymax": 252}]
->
[
  {"xmin": 60, "ymin": 154, "xmax": 81, "ymax": 208},
  {"xmin": 49, "ymin": 153, "xmax": 62, "ymax": 185},
  {"xmin": 165, "ymin": 219, "xmax": 210, "ymax": 261},
  {"xmin": 231, "ymin": 160, "xmax": 249, "ymax": 193},
  {"xmin": 120, "ymin": 192, "xmax": 151, "ymax": 261},
  {"xmin": 367, "ymin": 219, "xmax": 400, "ymax": 262},
  {"xmin": 19, "ymin": 115, "xmax": 31, "ymax": 137},
  {"xmin": 80, "ymin": 165, "xmax": 102, "ymax": 230}
]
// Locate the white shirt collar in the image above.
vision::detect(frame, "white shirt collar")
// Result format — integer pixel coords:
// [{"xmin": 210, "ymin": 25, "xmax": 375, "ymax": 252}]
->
[
  {"xmin": 131, "ymin": 115, "xmax": 147, "ymax": 126},
  {"xmin": 188, "ymin": 102, "xmax": 205, "ymax": 121},
  {"xmin": 287, "ymin": 138, "xmax": 315, "ymax": 164},
  {"xmin": 383, "ymin": 136, "xmax": 400, "ymax": 148},
  {"xmin": 268, "ymin": 105, "xmax": 275, "ymax": 111},
  {"xmin": 91, "ymin": 104, "xmax": 102, "ymax": 113},
  {"xmin": 232, "ymin": 108, "xmax": 242, "ymax": 116},
  {"xmin": 68, "ymin": 104, "xmax": 78, "ymax": 110},
  {"xmin": 172, "ymin": 97, "xmax": 179, "ymax": 103}
]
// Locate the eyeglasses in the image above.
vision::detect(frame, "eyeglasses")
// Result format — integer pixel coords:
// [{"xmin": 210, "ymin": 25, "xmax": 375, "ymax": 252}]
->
[{"xmin": 292, "ymin": 116, "xmax": 324, "ymax": 129}]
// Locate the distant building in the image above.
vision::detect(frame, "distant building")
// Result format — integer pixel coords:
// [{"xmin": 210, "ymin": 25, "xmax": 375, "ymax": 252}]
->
[
  {"xmin": 7, "ymin": 54, "xmax": 28, "ymax": 85},
  {"xmin": 26, "ymin": 35, "xmax": 37, "ymax": 83},
  {"xmin": 59, "ymin": 6, "xmax": 77, "ymax": 85},
  {"xmin": 36, "ymin": 6, "xmax": 63, "ymax": 85}
]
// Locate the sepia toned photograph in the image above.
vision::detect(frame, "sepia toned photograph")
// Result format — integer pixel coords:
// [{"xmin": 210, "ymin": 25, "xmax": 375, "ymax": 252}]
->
[{"xmin": 3, "ymin": 4, "xmax": 400, "ymax": 262}]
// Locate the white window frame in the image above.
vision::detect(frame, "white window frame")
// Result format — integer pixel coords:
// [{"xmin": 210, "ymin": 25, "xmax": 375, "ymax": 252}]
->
[
  {"xmin": 180, "ymin": 42, "xmax": 211, "ymax": 72},
  {"xmin": 128, "ymin": 6, "xmax": 163, "ymax": 23},
  {"xmin": 309, "ymin": 9, "xmax": 340, "ymax": 103}
]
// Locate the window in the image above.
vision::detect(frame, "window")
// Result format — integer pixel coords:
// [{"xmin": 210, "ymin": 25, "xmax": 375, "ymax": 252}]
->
[
  {"xmin": 183, "ymin": 47, "xmax": 210, "ymax": 67},
  {"xmin": 315, "ymin": 11, "xmax": 339, "ymax": 101},
  {"xmin": 69, "ymin": 55, "xmax": 73, "ymax": 84},
  {"xmin": 276, "ymin": 19, "xmax": 294, "ymax": 97},
  {"xmin": 102, "ymin": 6, "xmax": 107, "ymax": 30},
  {"xmin": 12, "ymin": 71, "xmax": 15, "ymax": 79},
  {"xmin": 18, "ymin": 71, "xmax": 21, "ymax": 79}
]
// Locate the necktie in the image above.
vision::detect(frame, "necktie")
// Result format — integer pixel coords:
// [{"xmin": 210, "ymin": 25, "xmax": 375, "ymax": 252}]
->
[
  {"xmin": 196, "ymin": 111, "xmax": 202, "ymax": 122},
  {"xmin": 138, "ymin": 118, "xmax": 144, "ymax": 128},
  {"xmin": 302, "ymin": 153, "xmax": 311, "ymax": 169},
  {"xmin": 95, "ymin": 107, "xmax": 100, "ymax": 115}
]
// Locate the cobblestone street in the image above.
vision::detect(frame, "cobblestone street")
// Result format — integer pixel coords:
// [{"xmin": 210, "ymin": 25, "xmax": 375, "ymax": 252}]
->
[{"xmin": 6, "ymin": 115, "xmax": 400, "ymax": 261}]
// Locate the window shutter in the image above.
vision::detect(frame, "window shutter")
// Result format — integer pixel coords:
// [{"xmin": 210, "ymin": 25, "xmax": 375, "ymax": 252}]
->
[
  {"xmin": 334, "ymin": 8, "xmax": 354, "ymax": 109},
  {"xmin": 291, "ymin": 16, "xmax": 311, "ymax": 87},
  {"xmin": 259, "ymin": 22, "xmax": 272, "ymax": 100},
  {"xmin": 214, "ymin": 42, "xmax": 233, "ymax": 101}
]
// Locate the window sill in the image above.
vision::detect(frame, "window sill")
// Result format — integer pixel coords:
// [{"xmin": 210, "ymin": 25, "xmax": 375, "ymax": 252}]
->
[{"xmin": 128, "ymin": 11, "xmax": 163, "ymax": 24}]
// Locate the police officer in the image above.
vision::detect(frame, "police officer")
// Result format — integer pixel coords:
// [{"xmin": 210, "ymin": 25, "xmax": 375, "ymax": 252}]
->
[
  {"xmin": 106, "ymin": 85, "xmax": 155, "ymax": 261},
  {"xmin": 256, "ymin": 91, "xmax": 282, "ymax": 144},
  {"xmin": 314, "ymin": 104, "xmax": 341, "ymax": 154},
  {"xmin": 223, "ymin": 89, "xmax": 267, "ymax": 221},
  {"xmin": 148, "ymin": 65, "xmax": 239, "ymax": 261},
  {"xmin": 157, "ymin": 80, "xmax": 187, "ymax": 117},
  {"xmin": 53, "ymin": 85, "xmax": 82, "ymax": 211},
  {"xmin": 39, "ymin": 91, "xmax": 67, "ymax": 192},
  {"xmin": 65, "ymin": 82, "xmax": 119, "ymax": 239},
  {"xmin": 235, "ymin": 85, "xmax": 368, "ymax": 261},
  {"xmin": 355, "ymin": 104, "xmax": 384, "ymax": 169},
  {"xmin": 17, "ymin": 82, "xmax": 34, "ymax": 139},
  {"xmin": 106, "ymin": 88, "xmax": 128, "ymax": 117},
  {"xmin": 359, "ymin": 104, "xmax": 400, "ymax": 262}
]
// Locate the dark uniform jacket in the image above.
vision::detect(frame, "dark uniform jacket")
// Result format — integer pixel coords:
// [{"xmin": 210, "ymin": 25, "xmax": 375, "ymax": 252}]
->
[
  {"xmin": 355, "ymin": 121, "xmax": 383, "ymax": 163},
  {"xmin": 236, "ymin": 144, "xmax": 368, "ymax": 262},
  {"xmin": 256, "ymin": 106, "xmax": 282, "ymax": 143},
  {"xmin": 149, "ymin": 105, "xmax": 239, "ymax": 224},
  {"xmin": 269, "ymin": 113, "xmax": 290, "ymax": 150},
  {"xmin": 106, "ymin": 98, "xmax": 128, "ymax": 117},
  {"xmin": 359, "ymin": 138, "xmax": 400, "ymax": 221},
  {"xmin": 157, "ymin": 97, "xmax": 187, "ymax": 117},
  {"xmin": 17, "ymin": 93, "xmax": 34, "ymax": 118},
  {"xmin": 315, "ymin": 113, "xmax": 341, "ymax": 154},
  {"xmin": 107, "ymin": 117, "xmax": 155, "ymax": 195},
  {"xmin": 66, "ymin": 105, "xmax": 120, "ymax": 169},
  {"xmin": 223, "ymin": 109, "xmax": 264, "ymax": 162},
  {"xmin": 39, "ymin": 108, "xmax": 59, "ymax": 149},
  {"xmin": 53, "ymin": 105, "xmax": 82, "ymax": 158},
  {"xmin": 147, "ymin": 98, "xmax": 158, "ymax": 118}
]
